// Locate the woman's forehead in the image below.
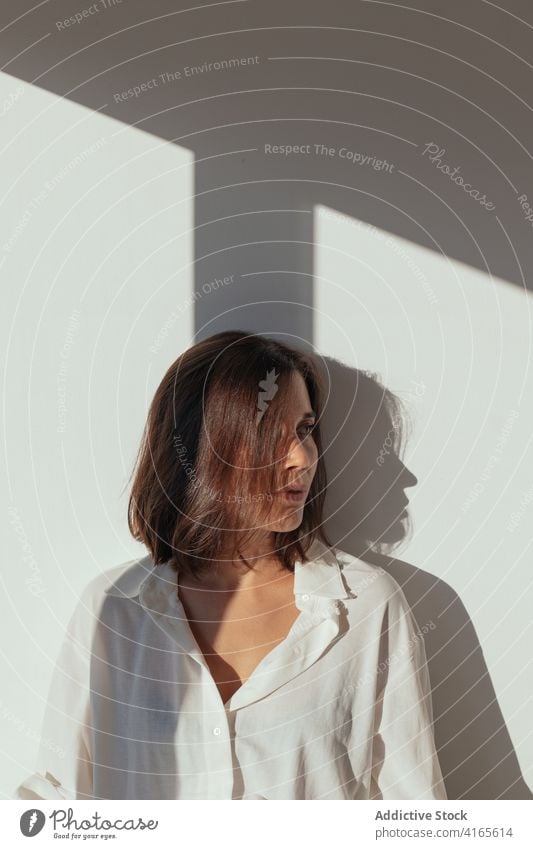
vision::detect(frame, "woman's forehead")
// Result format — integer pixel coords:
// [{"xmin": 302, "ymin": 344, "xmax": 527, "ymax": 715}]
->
[{"xmin": 285, "ymin": 371, "xmax": 313, "ymax": 411}]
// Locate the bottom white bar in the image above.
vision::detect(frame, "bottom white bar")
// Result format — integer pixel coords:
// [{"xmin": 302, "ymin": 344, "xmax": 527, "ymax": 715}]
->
[{"xmin": 4, "ymin": 800, "xmax": 533, "ymax": 848}]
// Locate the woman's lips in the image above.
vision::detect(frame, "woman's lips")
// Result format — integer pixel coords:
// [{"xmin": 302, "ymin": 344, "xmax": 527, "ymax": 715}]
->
[{"xmin": 279, "ymin": 488, "xmax": 307, "ymax": 503}]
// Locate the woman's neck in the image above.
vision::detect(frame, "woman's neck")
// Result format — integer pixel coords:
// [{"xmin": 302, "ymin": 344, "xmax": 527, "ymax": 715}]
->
[{"xmin": 181, "ymin": 541, "xmax": 287, "ymax": 593}]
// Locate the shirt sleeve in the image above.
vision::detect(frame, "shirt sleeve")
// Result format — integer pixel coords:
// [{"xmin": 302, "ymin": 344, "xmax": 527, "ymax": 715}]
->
[
  {"xmin": 370, "ymin": 583, "xmax": 447, "ymax": 800},
  {"xmin": 13, "ymin": 585, "xmax": 95, "ymax": 800}
]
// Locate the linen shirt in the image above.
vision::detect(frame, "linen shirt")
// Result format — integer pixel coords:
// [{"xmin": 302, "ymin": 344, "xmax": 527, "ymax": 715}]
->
[{"xmin": 14, "ymin": 539, "xmax": 447, "ymax": 800}]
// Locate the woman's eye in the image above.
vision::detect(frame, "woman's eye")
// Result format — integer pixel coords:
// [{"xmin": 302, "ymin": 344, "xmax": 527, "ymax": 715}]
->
[{"xmin": 297, "ymin": 423, "xmax": 315, "ymax": 439}]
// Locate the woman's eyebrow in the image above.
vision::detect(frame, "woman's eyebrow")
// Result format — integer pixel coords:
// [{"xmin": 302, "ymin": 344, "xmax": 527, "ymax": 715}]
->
[{"xmin": 300, "ymin": 410, "xmax": 316, "ymax": 419}]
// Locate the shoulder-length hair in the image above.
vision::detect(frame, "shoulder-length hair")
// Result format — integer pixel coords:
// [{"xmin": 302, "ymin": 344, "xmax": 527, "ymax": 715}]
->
[{"xmin": 127, "ymin": 330, "xmax": 331, "ymax": 580}]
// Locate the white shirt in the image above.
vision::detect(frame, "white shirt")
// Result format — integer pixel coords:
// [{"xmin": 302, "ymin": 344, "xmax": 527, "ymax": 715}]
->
[{"xmin": 14, "ymin": 539, "xmax": 447, "ymax": 800}]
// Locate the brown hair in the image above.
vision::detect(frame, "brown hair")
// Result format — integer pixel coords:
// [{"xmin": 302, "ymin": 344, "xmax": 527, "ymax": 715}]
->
[{"xmin": 127, "ymin": 330, "xmax": 331, "ymax": 579}]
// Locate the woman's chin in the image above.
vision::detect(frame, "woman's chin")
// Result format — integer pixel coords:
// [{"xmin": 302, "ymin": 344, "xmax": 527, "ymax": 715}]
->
[{"xmin": 269, "ymin": 511, "xmax": 305, "ymax": 532}]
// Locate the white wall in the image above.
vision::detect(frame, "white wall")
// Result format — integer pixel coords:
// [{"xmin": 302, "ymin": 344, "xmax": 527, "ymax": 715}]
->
[
  {"xmin": 315, "ymin": 203, "xmax": 533, "ymax": 790},
  {"xmin": 0, "ymin": 73, "xmax": 194, "ymax": 796}
]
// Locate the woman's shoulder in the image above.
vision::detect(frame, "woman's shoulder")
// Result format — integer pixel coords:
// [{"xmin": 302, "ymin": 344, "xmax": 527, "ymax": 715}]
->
[
  {"xmin": 59, "ymin": 555, "xmax": 155, "ymax": 653},
  {"xmin": 332, "ymin": 546, "xmax": 410, "ymax": 609},
  {"xmin": 72, "ymin": 553, "xmax": 155, "ymax": 619}
]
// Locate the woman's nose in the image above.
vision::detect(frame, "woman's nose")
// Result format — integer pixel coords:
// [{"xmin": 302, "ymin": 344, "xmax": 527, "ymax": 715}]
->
[{"xmin": 285, "ymin": 437, "xmax": 310, "ymax": 469}]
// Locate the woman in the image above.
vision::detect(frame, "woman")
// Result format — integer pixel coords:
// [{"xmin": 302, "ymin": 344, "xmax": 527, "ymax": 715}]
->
[{"xmin": 15, "ymin": 330, "xmax": 446, "ymax": 800}]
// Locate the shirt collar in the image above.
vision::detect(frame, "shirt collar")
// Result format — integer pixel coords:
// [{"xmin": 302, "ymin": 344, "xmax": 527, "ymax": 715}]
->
[{"xmin": 104, "ymin": 538, "xmax": 352, "ymax": 603}]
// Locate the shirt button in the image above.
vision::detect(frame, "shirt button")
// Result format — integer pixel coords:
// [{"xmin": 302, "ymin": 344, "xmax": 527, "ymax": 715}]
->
[
  {"xmin": 212, "ymin": 727, "xmax": 222, "ymax": 736},
  {"xmin": 293, "ymin": 645, "xmax": 302, "ymax": 655},
  {"xmin": 302, "ymin": 593, "xmax": 310, "ymax": 601}
]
